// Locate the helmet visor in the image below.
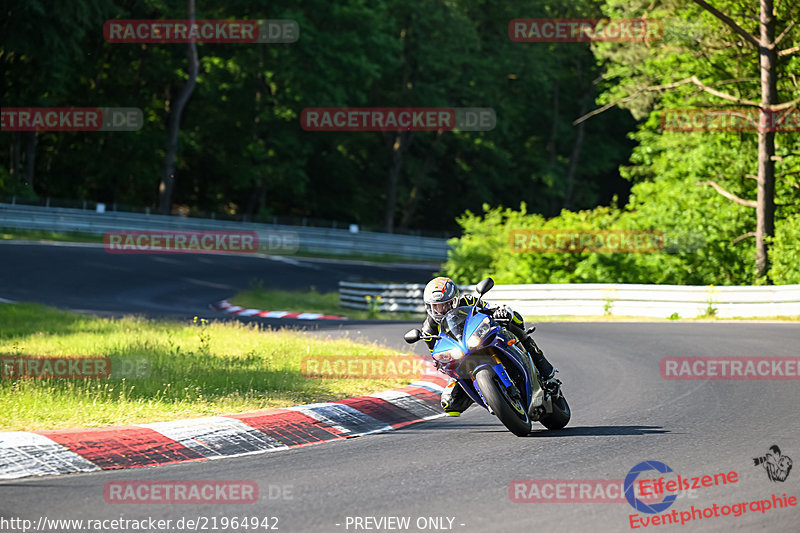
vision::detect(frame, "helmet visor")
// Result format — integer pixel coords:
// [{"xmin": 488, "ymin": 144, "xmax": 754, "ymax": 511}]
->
[
  {"xmin": 432, "ymin": 300, "xmax": 456, "ymax": 315},
  {"xmin": 427, "ymin": 298, "xmax": 458, "ymax": 322}
]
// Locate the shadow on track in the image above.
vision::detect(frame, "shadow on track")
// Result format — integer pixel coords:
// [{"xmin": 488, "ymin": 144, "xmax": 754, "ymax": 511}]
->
[
  {"xmin": 524, "ymin": 425, "xmax": 669, "ymax": 437},
  {"xmin": 465, "ymin": 425, "xmax": 669, "ymax": 437}
]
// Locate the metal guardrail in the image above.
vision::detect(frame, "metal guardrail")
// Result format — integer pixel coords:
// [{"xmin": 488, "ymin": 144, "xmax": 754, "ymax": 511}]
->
[
  {"xmin": 339, "ymin": 282, "xmax": 473, "ymax": 313},
  {"xmin": 339, "ymin": 281, "xmax": 800, "ymax": 318},
  {"xmin": 0, "ymin": 204, "xmax": 450, "ymax": 261}
]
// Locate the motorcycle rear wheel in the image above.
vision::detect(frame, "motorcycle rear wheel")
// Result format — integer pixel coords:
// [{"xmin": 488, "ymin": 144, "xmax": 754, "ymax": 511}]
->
[
  {"xmin": 539, "ymin": 392, "xmax": 571, "ymax": 430},
  {"xmin": 474, "ymin": 368, "xmax": 532, "ymax": 437}
]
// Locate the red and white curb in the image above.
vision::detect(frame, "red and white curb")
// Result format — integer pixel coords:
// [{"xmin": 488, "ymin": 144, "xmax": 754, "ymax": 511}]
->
[
  {"xmin": 213, "ymin": 299, "xmax": 347, "ymax": 321},
  {"xmin": 0, "ymin": 378, "xmax": 447, "ymax": 480}
]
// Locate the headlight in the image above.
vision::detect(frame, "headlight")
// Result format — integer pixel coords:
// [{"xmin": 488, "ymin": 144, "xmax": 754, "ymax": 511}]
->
[
  {"xmin": 467, "ymin": 317, "xmax": 492, "ymax": 348},
  {"xmin": 432, "ymin": 347, "xmax": 465, "ymax": 363},
  {"xmin": 448, "ymin": 348, "xmax": 465, "ymax": 360}
]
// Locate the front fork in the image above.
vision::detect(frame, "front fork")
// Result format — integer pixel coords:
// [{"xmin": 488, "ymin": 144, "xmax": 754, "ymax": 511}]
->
[{"xmin": 471, "ymin": 354, "xmax": 524, "ymax": 414}]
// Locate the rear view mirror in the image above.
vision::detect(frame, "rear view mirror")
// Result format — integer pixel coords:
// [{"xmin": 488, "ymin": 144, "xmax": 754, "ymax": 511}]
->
[
  {"xmin": 404, "ymin": 329, "xmax": 422, "ymax": 344},
  {"xmin": 476, "ymin": 277, "xmax": 494, "ymax": 296}
]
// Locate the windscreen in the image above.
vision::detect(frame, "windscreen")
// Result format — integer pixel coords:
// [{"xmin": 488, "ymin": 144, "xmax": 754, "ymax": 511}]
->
[{"xmin": 439, "ymin": 306, "xmax": 473, "ymax": 341}]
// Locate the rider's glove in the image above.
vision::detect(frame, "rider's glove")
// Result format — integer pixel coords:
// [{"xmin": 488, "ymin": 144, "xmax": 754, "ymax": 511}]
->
[{"xmin": 492, "ymin": 305, "xmax": 513, "ymax": 324}]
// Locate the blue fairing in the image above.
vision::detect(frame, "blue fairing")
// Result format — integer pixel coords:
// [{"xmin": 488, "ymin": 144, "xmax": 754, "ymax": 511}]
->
[{"xmin": 431, "ymin": 306, "xmax": 536, "ymax": 411}]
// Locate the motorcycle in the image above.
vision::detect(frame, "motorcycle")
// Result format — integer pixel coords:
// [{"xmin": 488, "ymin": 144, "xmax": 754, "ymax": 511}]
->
[{"xmin": 404, "ymin": 277, "xmax": 570, "ymax": 436}]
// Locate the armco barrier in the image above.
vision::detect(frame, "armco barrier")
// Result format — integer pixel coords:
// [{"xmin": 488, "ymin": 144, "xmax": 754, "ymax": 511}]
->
[
  {"xmin": 339, "ymin": 282, "xmax": 800, "ymax": 318},
  {"xmin": 0, "ymin": 203, "xmax": 449, "ymax": 261}
]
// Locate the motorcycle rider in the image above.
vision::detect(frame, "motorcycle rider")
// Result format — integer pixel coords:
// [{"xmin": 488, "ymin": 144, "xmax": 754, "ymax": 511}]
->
[{"xmin": 421, "ymin": 277, "xmax": 560, "ymax": 416}]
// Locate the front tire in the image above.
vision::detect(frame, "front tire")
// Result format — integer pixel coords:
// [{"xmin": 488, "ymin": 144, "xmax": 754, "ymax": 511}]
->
[{"xmin": 474, "ymin": 368, "xmax": 531, "ymax": 437}]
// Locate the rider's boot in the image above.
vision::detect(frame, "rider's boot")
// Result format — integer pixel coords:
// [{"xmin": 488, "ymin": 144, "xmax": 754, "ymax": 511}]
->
[
  {"xmin": 441, "ymin": 379, "xmax": 474, "ymax": 416},
  {"xmin": 520, "ymin": 335, "xmax": 560, "ymax": 393}
]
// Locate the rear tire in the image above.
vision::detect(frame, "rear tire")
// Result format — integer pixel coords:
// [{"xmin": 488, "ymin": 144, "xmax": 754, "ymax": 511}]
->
[
  {"xmin": 474, "ymin": 368, "xmax": 531, "ymax": 437},
  {"xmin": 540, "ymin": 392, "xmax": 571, "ymax": 430}
]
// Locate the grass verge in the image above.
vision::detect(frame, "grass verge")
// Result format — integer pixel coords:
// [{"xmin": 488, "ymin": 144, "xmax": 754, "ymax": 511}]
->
[
  {"xmin": 0, "ymin": 228, "xmax": 102, "ymax": 244},
  {"xmin": 0, "ymin": 303, "xmax": 412, "ymax": 431}
]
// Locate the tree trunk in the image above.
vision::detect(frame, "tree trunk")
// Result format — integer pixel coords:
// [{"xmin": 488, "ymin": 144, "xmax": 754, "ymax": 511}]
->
[
  {"xmin": 158, "ymin": 0, "xmax": 199, "ymax": 215},
  {"xmin": 10, "ymin": 132, "xmax": 21, "ymax": 180},
  {"xmin": 384, "ymin": 130, "xmax": 411, "ymax": 233},
  {"xmin": 755, "ymin": 0, "xmax": 777, "ymax": 278},
  {"xmin": 546, "ymin": 80, "xmax": 560, "ymax": 168},
  {"xmin": 22, "ymin": 131, "xmax": 36, "ymax": 189},
  {"xmin": 398, "ymin": 132, "xmax": 440, "ymax": 231},
  {"xmin": 546, "ymin": 80, "xmax": 560, "ymax": 215},
  {"xmin": 245, "ymin": 183, "xmax": 267, "ymax": 217},
  {"xmin": 383, "ymin": 13, "xmax": 416, "ymax": 235},
  {"xmin": 563, "ymin": 120, "xmax": 586, "ymax": 211},
  {"xmin": 563, "ymin": 61, "xmax": 590, "ymax": 210},
  {"xmin": 246, "ymin": 46, "xmax": 268, "ymax": 218}
]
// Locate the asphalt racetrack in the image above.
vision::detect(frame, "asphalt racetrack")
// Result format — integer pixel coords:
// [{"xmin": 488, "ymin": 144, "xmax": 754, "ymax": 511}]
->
[{"xmin": 1, "ymin": 241, "xmax": 799, "ymax": 532}]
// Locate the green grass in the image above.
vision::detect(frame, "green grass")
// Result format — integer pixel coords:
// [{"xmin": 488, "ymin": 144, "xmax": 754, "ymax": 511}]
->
[
  {"xmin": 230, "ymin": 284, "xmax": 425, "ymax": 321},
  {"xmin": 0, "ymin": 303, "xmax": 413, "ymax": 431},
  {"xmin": 0, "ymin": 228, "xmax": 102, "ymax": 244}
]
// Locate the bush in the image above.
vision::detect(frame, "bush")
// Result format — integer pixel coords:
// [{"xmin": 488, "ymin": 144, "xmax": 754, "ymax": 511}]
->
[
  {"xmin": 444, "ymin": 187, "xmax": 756, "ymax": 286},
  {"xmin": 770, "ymin": 214, "xmax": 800, "ymax": 284}
]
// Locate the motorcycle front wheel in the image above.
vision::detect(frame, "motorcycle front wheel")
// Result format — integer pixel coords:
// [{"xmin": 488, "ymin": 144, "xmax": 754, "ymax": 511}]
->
[{"xmin": 474, "ymin": 367, "xmax": 532, "ymax": 437}]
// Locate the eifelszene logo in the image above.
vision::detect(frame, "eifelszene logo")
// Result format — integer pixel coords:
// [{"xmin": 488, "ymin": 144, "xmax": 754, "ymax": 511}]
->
[{"xmin": 625, "ymin": 461, "xmax": 678, "ymax": 514}]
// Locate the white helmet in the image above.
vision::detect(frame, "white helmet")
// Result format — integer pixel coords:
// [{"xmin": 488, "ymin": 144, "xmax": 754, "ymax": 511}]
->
[{"xmin": 423, "ymin": 277, "xmax": 460, "ymax": 323}]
